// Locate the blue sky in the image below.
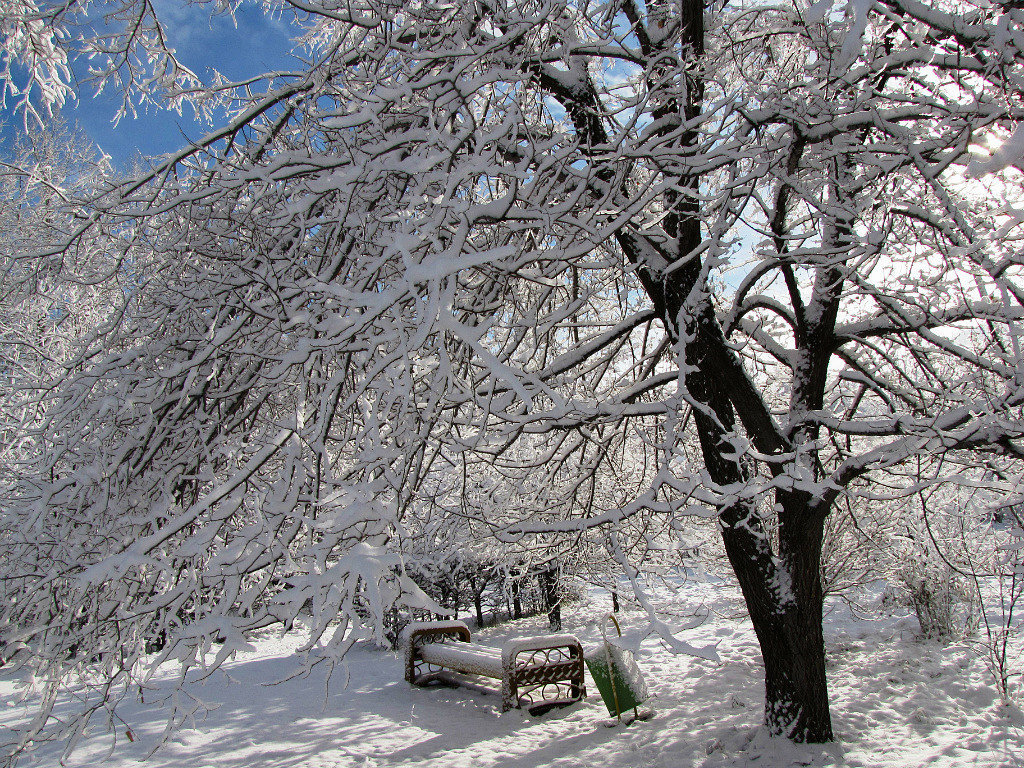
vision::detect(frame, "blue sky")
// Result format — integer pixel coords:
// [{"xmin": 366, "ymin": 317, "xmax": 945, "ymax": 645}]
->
[{"xmin": 2, "ymin": 1, "xmax": 298, "ymax": 168}]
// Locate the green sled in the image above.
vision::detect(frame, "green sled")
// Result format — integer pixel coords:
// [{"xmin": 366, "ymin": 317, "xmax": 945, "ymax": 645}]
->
[{"xmin": 585, "ymin": 643, "xmax": 649, "ymax": 717}]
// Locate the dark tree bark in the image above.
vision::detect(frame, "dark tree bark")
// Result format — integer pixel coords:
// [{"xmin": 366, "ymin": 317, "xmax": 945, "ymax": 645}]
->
[
  {"xmin": 720, "ymin": 495, "xmax": 833, "ymax": 741},
  {"xmin": 531, "ymin": 0, "xmax": 842, "ymax": 740},
  {"xmin": 666, "ymin": 302, "xmax": 833, "ymax": 741},
  {"xmin": 468, "ymin": 572, "xmax": 485, "ymax": 628},
  {"xmin": 619, "ymin": 0, "xmax": 835, "ymax": 741},
  {"xmin": 539, "ymin": 565, "xmax": 561, "ymax": 632},
  {"xmin": 512, "ymin": 576, "xmax": 523, "ymax": 620}
]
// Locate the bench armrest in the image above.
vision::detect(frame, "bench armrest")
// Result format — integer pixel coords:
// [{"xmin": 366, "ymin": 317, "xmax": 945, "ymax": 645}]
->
[
  {"xmin": 403, "ymin": 620, "xmax": 472, "ymax": 684},
  {"xmin": 501, "ymin": 634, "xmax": 583, "ymax": 671},
  {"xmin": 499, "ymin": 634, "xmax": 585, "ymax": 712},
  {"xmin": 401, "ymin": 620, "xmax": 472, "ymax": 649}
]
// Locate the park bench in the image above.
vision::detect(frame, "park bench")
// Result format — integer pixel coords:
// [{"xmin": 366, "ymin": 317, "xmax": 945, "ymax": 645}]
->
[{"xmin": 402, "ymin": 620, "xmax": 586, "ymax": 713}]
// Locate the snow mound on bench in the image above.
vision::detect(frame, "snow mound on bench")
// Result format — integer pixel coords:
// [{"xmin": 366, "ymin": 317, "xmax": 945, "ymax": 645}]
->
[{"xmin": 419, "ymin": 643, "xmax": 504, "ymax": 678}]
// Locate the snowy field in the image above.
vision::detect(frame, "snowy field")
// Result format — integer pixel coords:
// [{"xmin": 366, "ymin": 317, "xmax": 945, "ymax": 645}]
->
[{"xmin": 2, "ymin": 577, "xmax": 1022, "ymax": 768}]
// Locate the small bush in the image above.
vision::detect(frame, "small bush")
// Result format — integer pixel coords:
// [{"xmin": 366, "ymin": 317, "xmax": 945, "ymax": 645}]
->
[{"xmin": 899, "ymin": 563, "xmax": 979, "ymax": 641}]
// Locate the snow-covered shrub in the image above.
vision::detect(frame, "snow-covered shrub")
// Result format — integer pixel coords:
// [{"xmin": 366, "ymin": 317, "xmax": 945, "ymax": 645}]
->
[
  {"xmin": 879, "ymin": 470, "xmax": 988, "ymax": 641},
  {"xmin": 969, "ymin": 498, "xmax": 1024, "ymax": 703},
  {"xmin": 899, "ymin": 562, "xmax": 979, "ymax": 641},
  {"xmin": 820, "ymin": 494, "xmax": 892, "ymax": 604}
]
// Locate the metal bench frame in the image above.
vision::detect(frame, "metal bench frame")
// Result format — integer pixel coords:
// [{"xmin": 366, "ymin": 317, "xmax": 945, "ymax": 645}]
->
[{"xmin": 403, "ymin": 620, "xmax": 586, "ymax": 713}]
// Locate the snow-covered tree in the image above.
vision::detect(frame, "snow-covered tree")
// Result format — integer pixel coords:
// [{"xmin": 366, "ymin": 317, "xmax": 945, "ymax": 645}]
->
[
  {"xmin": 0, "ymin": 118, "xmax": 117, "ymax": 522},
  {"xmin": 2, "ymin": 0, "xmax": 1024, "ymax": 757}
]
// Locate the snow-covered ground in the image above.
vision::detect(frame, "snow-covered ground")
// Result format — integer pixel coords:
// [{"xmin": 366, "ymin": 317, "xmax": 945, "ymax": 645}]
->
[{"xmin": 3, "ymin": 576, "xmax": 1023, "ymax": 767}]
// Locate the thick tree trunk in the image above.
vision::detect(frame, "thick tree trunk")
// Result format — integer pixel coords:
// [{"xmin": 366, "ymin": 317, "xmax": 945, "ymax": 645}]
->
[
  {"xmin": 474, "ymin": 594, "xmax": 484, "ymax": 628},
  {"xmin": 680, "ymin": 324, "xmax": 833, "ymax": 741},
  {"xmin": 511, "ymin": 563, "xmax": 524, "ymax": 619},
  {"xmin": 539, "ymin": 565, "xmax": 561, "ymax": 632},
  {"xmin": 468, "ymin": 573, "xmax": 485, "ymax": 628},
  {"xmin": 545, "ymin": 0, "xmax": 836, "ymax": 736},
  {"xmin": 721, "ymin": 494, "xmax": 833, "ymax": 741}
]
